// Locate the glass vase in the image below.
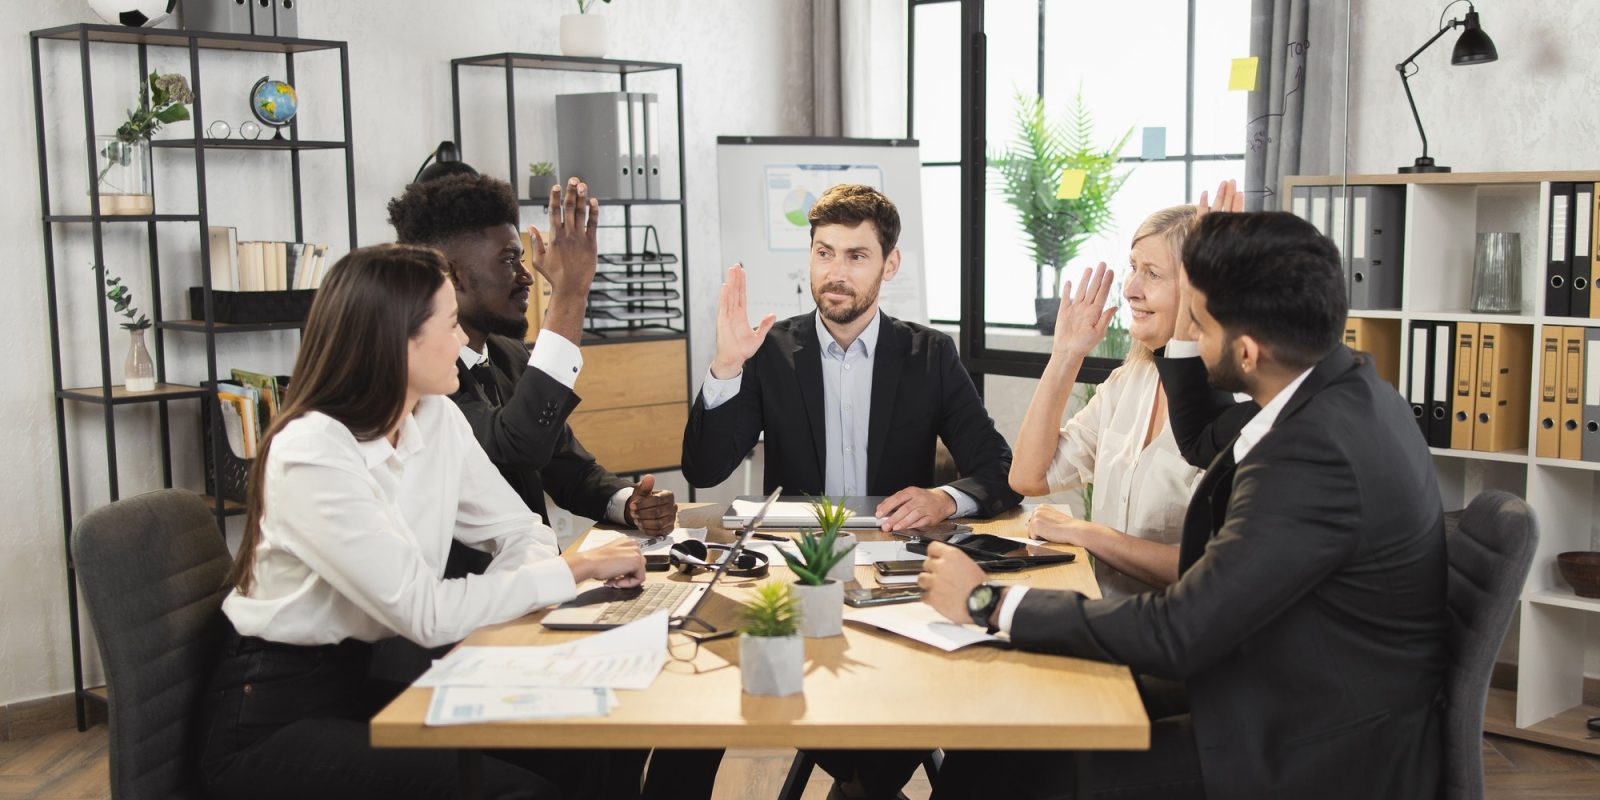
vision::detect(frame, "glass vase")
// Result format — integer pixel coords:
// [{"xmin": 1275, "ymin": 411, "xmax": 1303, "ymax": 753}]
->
[
  {"xmin": 124, "ymin": 329, "xmax": 155, "ymax": 393},
  {"xmin": 1470, "ymin": 232, "xmax": 1522, "ymax": 314},
  {"xmin": 95, "ymin": 135, "xmax": 153, "ymax": 216}
]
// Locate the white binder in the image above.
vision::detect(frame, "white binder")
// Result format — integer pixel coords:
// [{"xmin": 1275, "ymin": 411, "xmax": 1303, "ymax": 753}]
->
[
  {"xmin": 628, "ymin": 93, "xmax": 647, "ymax": 199},
  {"xmin": 643, "ymin": 93, "xmax": 662, "ymax": 199}
]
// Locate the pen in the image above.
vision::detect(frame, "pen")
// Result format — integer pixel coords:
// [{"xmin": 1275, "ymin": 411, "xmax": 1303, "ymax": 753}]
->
[{"xmin": 751, "ymin": 532, "xmax": 790, "ymax": 541}]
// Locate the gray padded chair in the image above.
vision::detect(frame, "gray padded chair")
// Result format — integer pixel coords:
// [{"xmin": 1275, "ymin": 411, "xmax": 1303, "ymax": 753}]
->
[
  {"xmin": 72, "ymin": 489, "xmax": 233, "ymax": 800},
  {"xmin": 1442, "ymin": 490, "xmax": 1538, "ymax": 800}
]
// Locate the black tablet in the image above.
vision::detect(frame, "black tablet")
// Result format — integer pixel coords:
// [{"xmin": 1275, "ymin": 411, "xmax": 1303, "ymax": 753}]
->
[{"xmin": 896, "ymin": 530, "xmax": 1075, "ymax": 566}]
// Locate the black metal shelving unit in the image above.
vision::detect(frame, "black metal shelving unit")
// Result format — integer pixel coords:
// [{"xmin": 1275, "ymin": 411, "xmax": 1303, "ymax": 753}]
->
[
  {"xmin": 449, "ymin": 52, "xmax": 691, "ymax": 342},
  {"xmin": 29, "ymin": 23, "xmax": 358, "ymax": 730}
]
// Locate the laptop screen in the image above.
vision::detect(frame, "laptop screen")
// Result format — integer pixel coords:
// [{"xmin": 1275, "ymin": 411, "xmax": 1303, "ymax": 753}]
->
[{"xmin": 672, "ymin": 487, "xmax": 781, "ymax": 626}]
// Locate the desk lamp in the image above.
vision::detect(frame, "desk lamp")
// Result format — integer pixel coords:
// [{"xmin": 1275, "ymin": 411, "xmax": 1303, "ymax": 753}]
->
[
  {"xmin": 1396, "ymin": 0, "xmax": 1498, "ymax": 173},
  {"xmin": 412, "ymin": 141, "xmax": 478, "ymax": 183}
]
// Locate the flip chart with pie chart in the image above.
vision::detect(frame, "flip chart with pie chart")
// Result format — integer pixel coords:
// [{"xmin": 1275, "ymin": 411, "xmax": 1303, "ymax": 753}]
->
[{"xmin": 716, "ymin": 137, "xmax": 928, "ymax": 325}]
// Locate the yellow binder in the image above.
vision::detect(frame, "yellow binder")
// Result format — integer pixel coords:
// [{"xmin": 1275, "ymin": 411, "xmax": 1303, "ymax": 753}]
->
[
  {"xmin": 1536, "ymin": 328, "xmax": 1563, "ymax": 457},
  {"xmin": 1345, "ymin": 317, "xmax": 1401, "ymax": 389},
  {"xmin": 1560, "ymin": 326, "xmax": 1586, "ymax": 459},
  {"xmin": 1474, "ymin": 324, "xmax": 1533, "ymax": 453}
]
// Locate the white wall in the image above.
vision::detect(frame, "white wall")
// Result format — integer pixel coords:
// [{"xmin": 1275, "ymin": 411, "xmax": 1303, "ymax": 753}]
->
[{"xmin": 0, "ymin": 0, "xmax": 813, "ymax": 707}]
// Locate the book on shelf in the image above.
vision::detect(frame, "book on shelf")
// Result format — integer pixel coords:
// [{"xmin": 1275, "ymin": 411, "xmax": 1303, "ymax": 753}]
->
[
  {"xmin": 230, "ymin": 369, "xmax": 282, "ymax": 428},
  {"xmin": 205, "ymin": 234, "xmax": 330, "ymax": 292},
  {"xmin": 215, "ymin": 383, "xmax": 259, "ymax": 458}
]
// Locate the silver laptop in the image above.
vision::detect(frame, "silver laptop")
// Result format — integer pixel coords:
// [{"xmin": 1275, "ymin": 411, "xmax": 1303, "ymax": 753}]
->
[{"xmin": 541, "ymin": 488, "xmax": 782, "ymax": 631}]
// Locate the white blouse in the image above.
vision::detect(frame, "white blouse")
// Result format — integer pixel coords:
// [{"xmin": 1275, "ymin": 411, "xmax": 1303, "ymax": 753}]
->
[
  {"xmin": 1045, "ymin": 358, "xmax": 1204, "ymax": 598},
  {"xmin": 222, "ymin": 394, "xmax": 578, "ymax": 648}
]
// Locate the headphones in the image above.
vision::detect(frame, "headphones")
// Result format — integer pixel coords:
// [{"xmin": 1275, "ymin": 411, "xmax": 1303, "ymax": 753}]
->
[{"xmin": 669, "ymin": 539, "xmax": 769, "ymax": 578}]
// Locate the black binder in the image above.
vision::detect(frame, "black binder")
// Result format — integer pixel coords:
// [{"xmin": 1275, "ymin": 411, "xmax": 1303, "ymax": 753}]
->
[
  {"xmin": 1408, "ymin": 321, "xmax": 1433, "ymax": 441},
  {"xmin": 1427, "ymin": 321, "xmax": 1455, "ymax": 448},
  {"xmin": 1547, "ymin": 182, "xmax": 1577, "ymax": 317},
  {"xmin": 1348, "ymin": 185, "xmax": 1407, "ymax": 310},
  {"xmin": 1574, "ymin": 184, "xmax": 1594, "ymax": 317}
]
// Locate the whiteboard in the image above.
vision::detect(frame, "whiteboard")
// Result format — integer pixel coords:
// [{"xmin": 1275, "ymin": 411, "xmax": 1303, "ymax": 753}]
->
[{"xmin": 715, "ymin": 137, "xmax": 928, "ymax": 325}]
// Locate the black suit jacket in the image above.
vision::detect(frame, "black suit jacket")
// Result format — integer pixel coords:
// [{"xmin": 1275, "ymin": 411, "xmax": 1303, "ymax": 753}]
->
[
  {"xmin": 681, "ymin": 312, "xmax": 1020, "ymax": 517},
  {"xmin": 450, "ymin": 333, "xmax": 631, "ymax": 524},
  {"xmin": 1010, "ymin": 346, "xmax": 1448, "ymax": 799}
]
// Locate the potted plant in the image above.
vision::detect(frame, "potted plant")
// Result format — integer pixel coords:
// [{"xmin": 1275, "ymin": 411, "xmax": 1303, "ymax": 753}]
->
[
  {"xmin": 561, "ymin": 0, "xmax": 612, "ymax": 58},
  {"xmin": 98, "ymin": 71, "xmax": 192, "ymax": 216},
  {"xmin": 95, "ymin": 264, "xmax": 155, "ymax": 392},
  {"xmin": 739, "ymin": 582, "xmax": 804, "ymax": 696},
  {"xmin": 528, "ymin": 161, "xmax": 559, "ymax": 202},
  {"xmin": 990, "ymin": 89, "xmax": 1132, "ymax": 333},
  {"xmin": 780, "ymin": 497, "xmax": 858, "ymax": 638},
  {"xmin": 809, "ymin": 495, "xmax": 858, "ymax": 584}
]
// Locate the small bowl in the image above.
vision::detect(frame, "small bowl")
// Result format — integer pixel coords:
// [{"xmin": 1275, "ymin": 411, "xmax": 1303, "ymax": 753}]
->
[{"xmin": 1556, "ymin": 552, "xmax": 1600, "ymax": 598}]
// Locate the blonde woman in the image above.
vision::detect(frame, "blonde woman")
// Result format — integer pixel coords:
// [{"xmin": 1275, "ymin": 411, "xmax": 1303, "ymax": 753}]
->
[{"xmin": 1010, "ymin": 183, "xmax": 1243, "ymax": 596}]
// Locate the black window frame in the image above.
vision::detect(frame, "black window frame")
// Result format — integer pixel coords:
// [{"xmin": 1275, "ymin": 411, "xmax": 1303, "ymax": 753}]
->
[{"xmin": 908, "ymin": 0, "xmax": 1246, "ymax": 383}]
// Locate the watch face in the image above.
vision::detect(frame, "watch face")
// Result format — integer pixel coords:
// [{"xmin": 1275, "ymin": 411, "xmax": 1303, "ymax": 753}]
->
[{"xmin": 967, "ymin": 584, "xmax": 996, "ymax": 616}]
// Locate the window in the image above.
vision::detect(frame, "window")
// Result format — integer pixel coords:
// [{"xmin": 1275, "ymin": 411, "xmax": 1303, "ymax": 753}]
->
[{"xmin": 910, "ymin": 0, "xmax": 1250, "ymax": 370}]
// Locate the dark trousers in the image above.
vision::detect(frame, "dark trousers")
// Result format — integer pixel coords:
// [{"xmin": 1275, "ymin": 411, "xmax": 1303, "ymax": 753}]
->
[
  {"xmin": 810, "ymin": 749, "xmax": 928, "ymax": 798},
  {"xmin": 930, "ymin": 675, "xmax": 1205, "ymax": 800},
  {"xmin": 198, "ymin": 628, "xmax": 647, "ymax": 800}
]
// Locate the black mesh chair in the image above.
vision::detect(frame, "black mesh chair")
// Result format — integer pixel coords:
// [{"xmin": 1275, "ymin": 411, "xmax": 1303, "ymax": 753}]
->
[{"xmin": 72, "ymin": 489, "xmax": 233, "ymax": 799}]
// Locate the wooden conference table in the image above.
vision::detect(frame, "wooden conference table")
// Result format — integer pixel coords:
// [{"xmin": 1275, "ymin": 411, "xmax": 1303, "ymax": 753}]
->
[{"xmin": 370, "ymin": 504, "xmax": 1149, "ymax": 795}]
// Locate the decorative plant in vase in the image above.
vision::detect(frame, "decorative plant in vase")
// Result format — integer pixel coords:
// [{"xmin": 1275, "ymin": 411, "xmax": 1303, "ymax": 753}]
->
[
  {"xmin": 98, "ymin": 71, "xmax": 192, "ymax": 216},
  {"xmin": 561, "ymin": 0, "xmax": 614, "ymax": 58},
  {"xmin": 96, "ymin": 264, "xmax": 155, "ymax": 392},
  {"xmin": 780, "ymin": 496, "xmax": 858, "ymax": 638},
  {"xmin": 528, "ymin": 161, "xmax": 559, "ymax": 201},
  {"xmin": 738, "ymin": 582, "xmax": 803, "ymax": 696},
  {"xmin": 990, "ymin": 89, "xmax": 1132, "ymax": 333}
]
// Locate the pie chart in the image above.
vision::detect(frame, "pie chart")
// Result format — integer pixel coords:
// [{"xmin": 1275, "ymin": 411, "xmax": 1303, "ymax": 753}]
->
[{"xmin": 782, "ymin": 187, "xmax": 817, "ymax": 227}]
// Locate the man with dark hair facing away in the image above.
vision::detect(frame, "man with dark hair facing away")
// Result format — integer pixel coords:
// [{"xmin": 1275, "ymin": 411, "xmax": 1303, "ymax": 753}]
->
[{"xmin": 919, "ymin": 198, "xmax": 1448, "ymax": 799}]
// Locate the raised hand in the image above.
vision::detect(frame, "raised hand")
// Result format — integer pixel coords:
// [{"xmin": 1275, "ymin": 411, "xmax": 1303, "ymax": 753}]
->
[
  {"xmin": 1051, "ymin": 263, "xmax": 1118, "ymax": 359},
  {"xmin": 624, "ymin": 474, "xmax": 677, "ymax": 535},
  {"xmin": 710, "ymin": 264, "xmax": 776, "ymax": 380},
  {"xmin": 529, "ymin": 177, "xmax": 600, "ymax": 297},
  {"xmin": 1195, "ymin": 178, "xmax": 1243, "ymax": 218}
]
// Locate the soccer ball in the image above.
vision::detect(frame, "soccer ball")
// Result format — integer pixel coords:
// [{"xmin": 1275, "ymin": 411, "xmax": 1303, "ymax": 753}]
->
[{"xmin": 87, "ymin": 0, "xmax": 177, "ymax": 28}]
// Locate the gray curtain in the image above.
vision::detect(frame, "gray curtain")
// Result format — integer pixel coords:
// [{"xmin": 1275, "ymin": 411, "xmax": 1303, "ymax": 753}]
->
[
  {"xmin": 1244, "ymin": 0, "xmax": 1311, "ymax": 212},
  {"xmin": 814, "ymin": 0, "xmax": 843, "ymax": 136}
]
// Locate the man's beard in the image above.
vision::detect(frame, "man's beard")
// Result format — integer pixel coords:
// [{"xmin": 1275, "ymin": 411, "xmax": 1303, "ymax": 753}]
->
[
  {"xmin": 813, "ymin": 280, "xmax": 880, "ymax": 325},
  {"xmin": 1205, "ymin": 338, "xmax": 1249, "ymax": 394},
  {"xmin": 460, "ymin": 304, "xmax": 529, "ymax": 341}
]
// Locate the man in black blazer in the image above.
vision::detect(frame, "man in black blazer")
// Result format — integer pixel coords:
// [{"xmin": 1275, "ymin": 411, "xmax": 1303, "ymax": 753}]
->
[
  {"xmin": 388, "ymin": 173, "xmax": 676, "ymax": 536},
  {"xmin": 682, "ymin": 184, "xmax": 1019, "ymax": 531},
  {"xmin": 920, "ymin": 210, "xmax": 1448, "ymax": 799}
]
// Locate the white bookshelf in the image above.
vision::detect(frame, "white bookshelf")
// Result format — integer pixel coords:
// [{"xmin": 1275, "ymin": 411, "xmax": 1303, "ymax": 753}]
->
[{"xmin": 1289, "ymin": 171, "xmax": 1600, "ymax": 756}]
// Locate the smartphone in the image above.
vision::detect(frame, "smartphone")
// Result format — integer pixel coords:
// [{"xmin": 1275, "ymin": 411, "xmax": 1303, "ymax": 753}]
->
[
  {"xmin": 844, "ymin": 586, "xmax": 924, "ymax": 607},
  {"xmin": 873, "ymin": 559, "xmax": 926, "ymax": 576},
  {"xmin": 644, "ymin": 554, "xmax": 671, "ymax": 572}
]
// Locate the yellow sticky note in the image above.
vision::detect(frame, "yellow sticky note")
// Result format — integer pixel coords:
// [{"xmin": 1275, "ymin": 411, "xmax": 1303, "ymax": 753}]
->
[
  {"xmin": 1056, "ymin": 169, "xmax": 1087, "ymax": 200},
  {"xmin": 1229, "ymin": 57, "xmax": 1259, "ymax": 91}
]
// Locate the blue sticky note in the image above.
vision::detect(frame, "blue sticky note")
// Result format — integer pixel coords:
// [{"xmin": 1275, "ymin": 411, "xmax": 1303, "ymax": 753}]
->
[{"xmin": 1141, "ymin": 127, "xmax": 1166, "ymax": 161}]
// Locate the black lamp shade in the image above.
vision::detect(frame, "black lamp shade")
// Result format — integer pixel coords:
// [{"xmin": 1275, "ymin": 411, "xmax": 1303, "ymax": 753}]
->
[
  {"xmin": 1451, "ymin": 11, "xmax": 1498, "ymax": 65},
  {"xmin": 416, "ymin": 160, "xmax": 478, "ymax": 183}
]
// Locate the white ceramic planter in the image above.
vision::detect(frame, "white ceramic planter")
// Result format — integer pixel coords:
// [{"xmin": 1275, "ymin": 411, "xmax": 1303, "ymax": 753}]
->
[
  {"xmin": 826, "ymin": 532, "xmax": 857, "ymax": 584},
  {"xmin": 793, "ymin": 579, "xmax": 844, "ymax": 638},
  {"xmin": 559, "ymin": 14, "xmax": 608, "ymax": 58},
  {"xmin": 739, "ymin": 633, "xmax": 804, "ymax": 696}
]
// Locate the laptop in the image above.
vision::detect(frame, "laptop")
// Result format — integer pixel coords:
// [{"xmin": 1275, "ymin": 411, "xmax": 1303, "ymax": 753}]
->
[
  {"xmin": 541, "ymin": 488, "xmax": 782, "ymax": 631},
  {"xmin": 721, "ymin": 495, "xmax": 888, "ymax": 529}
]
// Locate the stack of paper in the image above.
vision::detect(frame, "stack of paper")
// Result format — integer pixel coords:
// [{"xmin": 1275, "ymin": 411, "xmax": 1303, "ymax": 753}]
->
[
  {"xmin": 842, "ymin": 601, "xmax": 1000, "ymax": 652},
  {"xmin": 419, "ymin": 611, "xmax": 668, "ymax": 726},
  {"xmin": 576, "ymin": 527, "xmax": 706, "ymax": 556}
]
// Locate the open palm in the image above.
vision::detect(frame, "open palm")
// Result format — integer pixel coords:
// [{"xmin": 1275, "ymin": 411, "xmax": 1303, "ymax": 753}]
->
[{"xmin": 1052, "ymin": 263, "xmax": 1118, "ymax": 358}]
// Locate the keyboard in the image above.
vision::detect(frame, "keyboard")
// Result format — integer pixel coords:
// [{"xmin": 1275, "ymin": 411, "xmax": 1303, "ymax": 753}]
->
[{"xmin": 592, "ymin": 582, "xmax": 696, "ymax": 626}]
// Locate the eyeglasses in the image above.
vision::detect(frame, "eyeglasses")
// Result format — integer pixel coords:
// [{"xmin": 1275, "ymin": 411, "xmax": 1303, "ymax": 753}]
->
[
  {"xmin": 205, "ymin": 120, "xmax": 266, "ymax": 140},
  {"xmin": 666, "ymin": 628, "xmax": 738, "ymax": 667}
]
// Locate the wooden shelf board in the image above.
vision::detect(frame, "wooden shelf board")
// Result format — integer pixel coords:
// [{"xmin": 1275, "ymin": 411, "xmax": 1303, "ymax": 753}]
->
[
  {"xmin": 57, "ymin": 383, "xmax": 209, "ymax": 405},
  {"xmin": 152, "ymin": 138, "xmax": 348, "ymax": 151},
  {"xmin": 1429, "ymin": 447, "xmax": 1529, "ymax": 465},
  {"xmin": 1286, "ymin": 171, "xmax": 1600, "ymax": 187},
  {"xmin": 31, "ymin": 23, "xmax": 343, "ymax": 54},
  {"xmin": 82, "ymin": 686, "xmax": 108, "ymax": 703},
  {"xmin": 157, "ymin": 319, "xmax": 306, "ymax": 333},
  {"xmin": 1537, "ymin": 315, "xmax": 1600, "ymax": 327},
  {"xmin": 45, "ymin": 213, "xmax": 200, "ymax": 223},
  {"xmin": 1483, "ymin": 687, "xmax": 1600, "ymax": 756},
  {"xmin": 1408, "ymin": 311, "xmax": 1537, "ymax": 325},
  {"xmin": 1347, "ymin": 309, "xmax": 1404, "ymax": 320},
  {"xmin": 1524, "ymin": 589, "xmax": 1600, "ymax": 613},
  {"xmin": 455, "ymin": 52, "xmax": 679, "ymax": 74}
]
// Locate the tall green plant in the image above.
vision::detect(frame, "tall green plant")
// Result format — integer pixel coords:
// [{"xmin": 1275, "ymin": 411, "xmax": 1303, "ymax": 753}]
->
[
  {"xmin": 740, "ymin": 582, "xmax": 800, "ymax": 638},
  {"xmin": 990, "ymin": 90, "xmax": 1133, "ymax": 300}
]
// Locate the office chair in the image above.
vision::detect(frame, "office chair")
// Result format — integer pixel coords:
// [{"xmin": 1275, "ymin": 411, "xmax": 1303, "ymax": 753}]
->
[
  {"xmin": 73, "ymin": 489, "xmax": 234, "ymax": 799},
  {"xmin": 1442, "ymin": 490, "xmax": 1537, "ymax": 800}
]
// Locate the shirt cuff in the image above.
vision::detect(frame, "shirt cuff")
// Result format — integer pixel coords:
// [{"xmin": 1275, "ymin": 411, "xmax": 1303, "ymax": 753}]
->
[
  {"xmin": 529, "ymin": 330, "xmax": 584, "ymax": 390},
  {"xmin": 700, "ymin": 367, "xmax": 743, "ymax": 410},
  {"xmin": 937, "ymin": 486, "xmax": 979, "ymax": 518},
  {"xmin": 1164, "ymin": 339, "xmax": 1200, "ymax": 358},
  {"xmin": 605, "ymin": 487, "xmax": 635, "ymax": 525},
  {"xmin": 520, "ymin": 552, "xmax": 580, "ymax": 608},
  {"xmin": 996, "ymin": 585, "xmax": 1030, "ymax": 634}
]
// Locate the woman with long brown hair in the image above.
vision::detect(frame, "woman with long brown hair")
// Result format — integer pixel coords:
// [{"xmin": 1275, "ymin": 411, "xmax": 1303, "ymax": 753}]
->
[{"xmin": 198, "ymin": 244, "xmax": 644, "ymax": 799}]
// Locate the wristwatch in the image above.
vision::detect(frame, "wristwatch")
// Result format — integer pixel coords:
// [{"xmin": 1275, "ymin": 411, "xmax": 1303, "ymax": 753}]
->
[{"xmin": 966, "ymin": 583, "xmax": 1003, "ymax": 633}]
